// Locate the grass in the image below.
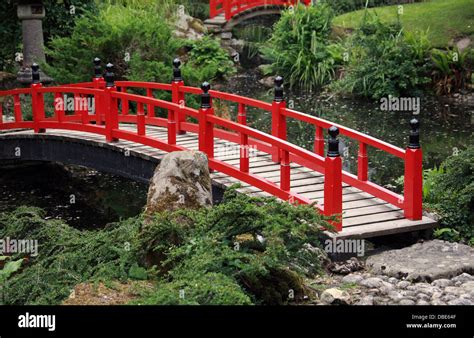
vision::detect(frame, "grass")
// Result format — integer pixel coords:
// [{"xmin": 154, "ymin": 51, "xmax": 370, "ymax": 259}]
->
[{"xmin": 333, "ymin": 0, "xmax": 474, "ymax": 47}]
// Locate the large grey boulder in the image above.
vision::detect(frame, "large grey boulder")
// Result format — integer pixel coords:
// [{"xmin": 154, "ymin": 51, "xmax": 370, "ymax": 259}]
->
[
  {"xmin": 145, "ymin": 151, "xmax": 212, "ymax": 216},
  {"xmin": 366, "ymin": 240, "xmax": 474, "ymax": 282}
]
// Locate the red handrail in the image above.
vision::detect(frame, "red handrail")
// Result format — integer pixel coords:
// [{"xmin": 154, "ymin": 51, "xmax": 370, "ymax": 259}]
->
[
  {"xmin": 0, "ymin": 68, "xmax": 423, "ymax": 231},
  {"xmin": 209, "ymin": 0, "xmax": 311, "ymax": 20}
]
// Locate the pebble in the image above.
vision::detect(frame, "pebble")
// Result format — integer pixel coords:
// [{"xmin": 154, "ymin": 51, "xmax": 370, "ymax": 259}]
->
[
  {"xmin": 397, "ymin": 281, "xmax": 411, "ymax": 289},
  {"xmin": 399, "ymin": 299, "xmax": 416, "ymax": 305},
  {"xmin": 342, "ymin": 274, "xmax": 364, "ymax": 284}
]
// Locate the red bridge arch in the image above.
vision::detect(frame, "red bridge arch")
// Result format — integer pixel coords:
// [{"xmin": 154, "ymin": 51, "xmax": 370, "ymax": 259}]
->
[{"xmin": 210, "ymin": 0, "xmax": 312, "ymax": 21}]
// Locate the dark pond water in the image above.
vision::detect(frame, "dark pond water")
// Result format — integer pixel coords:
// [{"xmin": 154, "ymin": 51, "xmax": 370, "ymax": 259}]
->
[{"xmin": 0, "ymin": 162, "xmax": 147, "ymax": 228}]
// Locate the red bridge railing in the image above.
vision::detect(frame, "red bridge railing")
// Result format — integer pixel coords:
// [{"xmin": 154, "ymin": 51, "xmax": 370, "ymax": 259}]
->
[
  {"xmin": 209, "ymin": 0, "xmax": 311, "ymax": 20},
  {"xmin": 0, "ymin": 60, "xmax": 423, "ymax": 231}
]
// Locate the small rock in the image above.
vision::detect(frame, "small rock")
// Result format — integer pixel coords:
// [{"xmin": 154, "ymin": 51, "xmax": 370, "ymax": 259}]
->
[
  {"xmin": 360, "ymin": 277, "xmax": 385, "ymax": 288},
  {"xmin": 379, "ymin": 282, "xmax": 395, "ymax": 294},
  {"xmin": 399, "ymin": 299, "xmax": 416, "ymax": 305},
  {"xmin": 461, "ymin": 281, "xmax": 474, "ymax": 294},
  {"xmin": 417, "ymin": 300, "xmax": 430, "ymax": 305},
  {"xmin": 431, "ymin": 299, "xmax": 446, "ymax": 305},
  {"xmin": 320, "ymin": 288, "xmax": 351, "ymax": 305},
  {"xmin": 388, "ymin": 291, "xmax": 403, "ymax": 302},
  {"xmin": 431, "ymin": 279, "xmax": 452, "ymax": 288},
  {"xmin": 388, "ymin": 277, "xmax": 398, "ymax": 284},
  {"xmin": 397, "ymin": 281, "xmax": 411, "ymax": 289},
  {"xmin": 355, "ymin": 295, "xmax": 373, "ymax": 305},
  {"xmin": 342, "ymin": 274, "xmax": 364, "ymax": 284},
  {"xmin": 448, "ymin": 298, "xmax": 473, "ymax": 306},
  {"xmin": 417, "ymin": 293, "xmax": 430, "ymax": 301},
  {"xmin": 444, "ymin": 286, "xmax": 464, "ymax": 296},
  {"xmin": 452, "ymin": 273, "xmax": 473, "ymax": 283}
]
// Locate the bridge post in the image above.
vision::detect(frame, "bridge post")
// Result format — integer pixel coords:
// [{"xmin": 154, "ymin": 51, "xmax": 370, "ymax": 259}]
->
[
  {"xmin": 404, "ymin": 118, "xmax": 423, "ymax": 220},
  {"xmin": 238, "ymin": 103, "xmax": 249, "ymax": 173},
  {"xmin": 31, "ymin": 63, "xmax": 45, "ymax": 133},
  {"xmin": 172, "ymin": 58, "xmax": 186, "ymax": 135},
  {"xmin": 198, "ymin": 82, "xmax": 214, "ymax": 160},
  {"xmin": 271, "ymin": 76, "xmax": 286, "ymax": 163},
  {"xmin": 324, "ymin": 126, "xmax": 343, "ymax": 231},
  {"xmin": 92, "ymin": 57, "xmax": 105, "ymax": 124},
  {"xmin": 104, "ymin": 63, "xmax": 118, "ymax": 142}
]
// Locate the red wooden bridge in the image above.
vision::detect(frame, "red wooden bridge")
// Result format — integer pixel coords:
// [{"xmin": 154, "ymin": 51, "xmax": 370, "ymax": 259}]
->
[
  {"xmin": 209, "ymin": 0, "xmax": 311, "ymax": 21},
  {"xmin": 205, "ymin": 0, "xmax": 311, "ymax": 33},
  {"xmin": 0, "ymin": 61, "xmax": 436, "ymax": 238}
]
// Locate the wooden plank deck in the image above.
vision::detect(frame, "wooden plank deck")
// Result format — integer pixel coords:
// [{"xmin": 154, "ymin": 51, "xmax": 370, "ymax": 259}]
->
[{"xmin": 0, "ymin": 124, "xmax": 438, "ymax": 238}]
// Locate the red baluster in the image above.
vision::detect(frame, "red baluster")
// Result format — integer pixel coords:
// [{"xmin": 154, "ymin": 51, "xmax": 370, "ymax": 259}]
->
[
  {"xmin": 271, "ymin": 76, "xmax": 286, "ymax": 163},
  {"xmin": 280, "ymin": 150, "xmax": 291, "ymax": 192},
  {"xmin": 92, "ymin": 57, "xmax": 105, "ymax": 124},
  {"xmin": 238, "ymin": 103, "xmax": 249, "ymax": 173},
  {"xmin": 146, "ymin": 88, "xmax": 154, "ymax": 117},
  {"xmin": 358, "ymin": 142, "xmax": 368, "ymax": 181},
  {"xmin": 404, "ymin": 118, "xmax": 423, "ymax": 220},
  {"xmin": 314, "ymin": 125, "xmax": 324, "ymax": 156},
  {"xmin": 104, "ymin": 63, "xmax": 118, "ymax": 142},
  {"xmin": 54, "ymin": 92, "xmax": 64, "ymax": 122},
  {"xmin": 31, "ymin": 63, "xmax": 45, "ymax": 133},
  {"xmin": 13, "ymin": 94, "xmax": 22, "ymax": 123},
  {"xmin": 324, "ymin": 126, "xmax": 343, "ymax": 231},
  {"xmin": 172, "ymin": 59, "xmax": 186, "ymax": 135},
  {"xmin": 198, "ymin": 82, "xmax": 214, "ymax": 159},
  {"xmin": 137, "ymin": 102, "xmax": 145, "ymax": 136}
]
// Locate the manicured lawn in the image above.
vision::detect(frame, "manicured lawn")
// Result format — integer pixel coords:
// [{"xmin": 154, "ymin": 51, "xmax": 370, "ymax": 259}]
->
[{"xmin": 333, "ymin": 0, "xmax": 474, "ymax": 47}]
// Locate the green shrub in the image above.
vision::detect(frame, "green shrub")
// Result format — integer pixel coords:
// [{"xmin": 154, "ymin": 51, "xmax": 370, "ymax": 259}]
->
[
  {"xmin": 431, "ymin": 47, "xmax": 473, "ymax": 95},
  {"xmin": 136, "ymin": 187, "xmax": 332, "ymax": 305},
  {"xmin": 181, "ymin": 36, "xmax": 236, "ymax": 86},
  {"xmin": 1, "ymin": 188, "xmax": 331, "ymax": 305},
  {"xmin": 43, "ymin": 4, "xmax": 179, "ymax": 84},
  {"xmin": 333, "ymin": 13, "xmax": 431, "ymax": 100},
  {"xmin": 0, "ymin": 207, "xmax": 142, "ymax": 305},
  {"xmin": 424, "ymin": 146, "xmax": 474, "ymax": 244},
  {"xmin": 261, "ymin": 4, "xmax": 341, "ymax": 92}
]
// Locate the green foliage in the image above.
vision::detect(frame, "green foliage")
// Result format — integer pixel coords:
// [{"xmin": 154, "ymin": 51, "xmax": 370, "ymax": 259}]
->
[
  {"xmin": 131, "ymin": 272, "xmax": 252, "ymax": 305},
  {"xmin": 262, "ymin": 4, "xmax": 341, "ymax": 92},
  {"xmin": 0, "ymin": 256, "xmax": 24, "ymax": 284},
  {"xmin": 320, "ymin": 0, "xmax": 424, "ymax": 15},
  {"xmin": 0, "ymin": 207, "xmax": 142, "ymax": 305},
  {"xmin": 135, "ymin": 187, "xmax": 332, "ymax": 305},
  {"xmin": 181, "ymin": 36, "xmax": 236, "ymax": 86},
  {"xmin": 44, "ymin": 3, "xmax": 179, "ymax": 84},
  {"xmin": 44, "ymin": 3, "xmax": 234, "ymax": 88},
  {"xmin": 333, "ymin": 13, "xmax": 431, "ymax": 100},
  {"xmin": 0, "ymin": 189, "xmax": 331, "ymax": 305},
  {"xmin": 424, "ymin": 146, "xmax": 474, "ymax": 244},
  {"xmin": 431, "ymin": 47, "xmax": 473, "ymax": 95}
]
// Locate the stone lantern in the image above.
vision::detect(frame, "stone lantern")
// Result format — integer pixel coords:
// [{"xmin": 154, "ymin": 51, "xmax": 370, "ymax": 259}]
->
[{"xmin": 16, "ymin": 0, "xmax": 52, "ymax": 84}]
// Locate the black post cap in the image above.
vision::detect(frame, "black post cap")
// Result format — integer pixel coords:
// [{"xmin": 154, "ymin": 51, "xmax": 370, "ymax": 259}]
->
[
  {"xmin": 327, "ymin": 126, "xmax": 340, "ymax": 157},
  {"xmin": 408, "ymin": 118, "xmax": 421, "ymax": 149},
  {"xmin": 93, "ymin": 57, "xmax": 102, "ymax": 78},
  {"xmin": 201, "ymin": 82, "xmax": 211, "ymax": 109},
  {"xmin": 105, "ymin": 63, "xmax": 115, "ymax": 88},
  {"xmin": 31, "ymin": 63, "xmax": 40, "ymax": 84},
  {"xmin": 274, "ymin": 76, "xmax": 284, "ymax": 102},
  {"xmin": 173, "ymin": 58, "xmax": 182, "ymax": 82}
]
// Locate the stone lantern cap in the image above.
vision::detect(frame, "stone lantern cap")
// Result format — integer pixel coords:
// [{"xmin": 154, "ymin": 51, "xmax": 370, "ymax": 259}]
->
[{"xmin": 17, "ymin": 0, "xmax": 45, "ymax": 20}]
